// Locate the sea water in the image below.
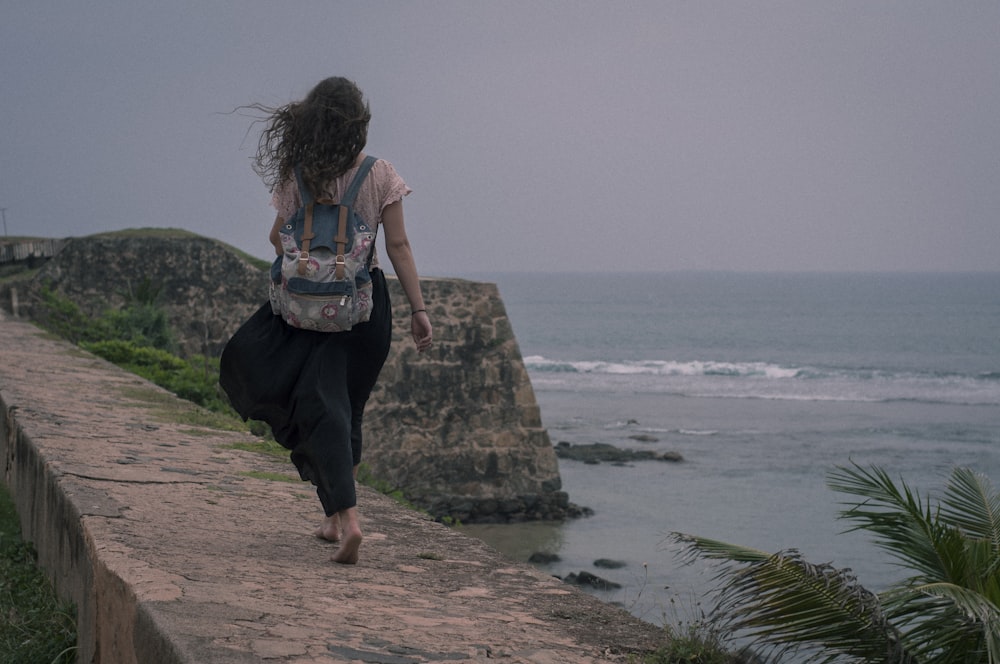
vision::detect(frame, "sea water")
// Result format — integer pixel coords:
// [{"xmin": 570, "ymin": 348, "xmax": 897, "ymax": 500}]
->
[{"xmin": 457, "ymin": 272, "xmax": 1000, "ymax": 626}]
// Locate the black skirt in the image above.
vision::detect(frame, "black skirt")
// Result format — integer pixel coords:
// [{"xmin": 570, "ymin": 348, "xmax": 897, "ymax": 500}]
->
[{"xmin": 220, "ymin": 269, "xmax": 392, "ymax": 514}]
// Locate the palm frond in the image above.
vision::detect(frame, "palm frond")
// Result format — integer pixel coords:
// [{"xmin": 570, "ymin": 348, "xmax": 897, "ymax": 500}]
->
[
  {"xmin": 907, "ymin": 582, "xmax": 1000, "ymax": 664},
  {"xmin": 670, "ymin": 533, "xmax": 775, "ymax": 565},
  {"xmin": 828, "ymin": 463, "xmax": 966, "ymax": 583},
  {"xmin": 671, "ymin": 533, "xmax": 914, "ymax": 663},
  {"xmin": 721, "ymin": 551, "xmax": 909, "ymax": 662},
  {"xmin": 936, "ymin": 468, "xmax": 1000, "ymax": 610},
  {"xmin": 886, "ymin": 591, "xmax": 996, "ymax": 664},
  {"xmin": 939, "ymin": 467, "xmax": 1000, "ymax": 552},
  {"xmin": 672, "ymin": 465, "xmax": 1000, "ymax": 663}
]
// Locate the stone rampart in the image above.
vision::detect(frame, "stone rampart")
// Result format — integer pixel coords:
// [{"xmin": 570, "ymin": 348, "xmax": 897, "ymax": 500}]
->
[
  {"xmin": 0, "ymin": 317, "xmax": 665, "ymax": 663},
  {"xmin": 2, "ymin": 231, "xmax": 575, "ymax": 522}
]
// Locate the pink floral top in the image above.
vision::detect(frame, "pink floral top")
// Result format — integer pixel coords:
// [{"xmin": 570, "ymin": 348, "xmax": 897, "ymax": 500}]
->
[{"xmin": 271, "ymin": 157, "xmax": 411, "ymax": 269}]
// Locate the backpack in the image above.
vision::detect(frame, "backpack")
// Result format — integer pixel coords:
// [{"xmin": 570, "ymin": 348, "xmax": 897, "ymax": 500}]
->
[{"xmin": 269, "ymin": 155, "xmax": 378, "ymax": 332}]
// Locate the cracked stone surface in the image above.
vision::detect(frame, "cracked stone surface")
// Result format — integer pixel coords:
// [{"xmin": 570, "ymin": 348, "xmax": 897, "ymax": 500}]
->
[{"xmin": 0, "ymin": 318, "xmax": 668, "ymax": 663}]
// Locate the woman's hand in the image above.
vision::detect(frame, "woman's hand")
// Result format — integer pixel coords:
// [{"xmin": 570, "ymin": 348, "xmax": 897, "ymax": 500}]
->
[
  {"xmin": 411, "ymin": 310, "xmax": 433, "ymax": 352},
  {"xmin": 382, "ymin": 200, "xmax": 432, "ymax": 352}
]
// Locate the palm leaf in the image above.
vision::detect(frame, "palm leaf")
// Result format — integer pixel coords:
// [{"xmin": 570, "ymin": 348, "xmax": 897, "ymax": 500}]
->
[
  {"xmin": 907, "ymin": 582, "xmax": 1000, "ymax": 664},
  {"xmin": 828, "ymin": 463, "xmax": 964, "ymax": 583},
  {"xmin": 881, "ymin": 584, "xmax": 994, "ymax": 664},
  {"xmin": 670, "ymin": 533, "xmax": 914, "ymax": 663},
  {"xmin": 670, "ymin": 533, "xmax": 775, "ymax": 565},
  {"xmin": 672, "ymin": 466, "xmax": 1000, "ymax": 663},
  {"xmin": 923, "ymin": 583, "xmax": 1000, "ymax": 663},
  {"xmin": 939, "ymin": 467, "xmax": 1000, "ymax": 552}
]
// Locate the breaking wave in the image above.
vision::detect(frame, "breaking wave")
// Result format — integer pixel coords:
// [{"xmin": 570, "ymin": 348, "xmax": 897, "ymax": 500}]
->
[{"xmin": 522, "ymin": 356, "xmax": 1000, "ymax": 406}]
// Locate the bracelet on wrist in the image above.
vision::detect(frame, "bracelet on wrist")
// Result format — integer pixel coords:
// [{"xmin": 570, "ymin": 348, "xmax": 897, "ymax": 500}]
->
[{"xmin": 411, "ymin": 309, "xmax": 426, "ymax": 316}]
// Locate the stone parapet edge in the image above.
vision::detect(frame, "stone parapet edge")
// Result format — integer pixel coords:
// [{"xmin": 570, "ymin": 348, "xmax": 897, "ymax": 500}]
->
[{"xmin": 0, "ymin": 317, "xmax": 668, "ymax": 663}]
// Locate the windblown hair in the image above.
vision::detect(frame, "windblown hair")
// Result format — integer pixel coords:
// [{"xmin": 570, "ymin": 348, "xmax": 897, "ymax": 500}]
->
[{"xmin": 251, "ymin": 77, "xmax": 371, "ymax": 196}]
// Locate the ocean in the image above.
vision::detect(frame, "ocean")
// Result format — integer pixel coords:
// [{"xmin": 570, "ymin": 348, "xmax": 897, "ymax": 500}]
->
[{"xmin": 457, "ymin": 271, "xmax": 1000, "ymax": 627}]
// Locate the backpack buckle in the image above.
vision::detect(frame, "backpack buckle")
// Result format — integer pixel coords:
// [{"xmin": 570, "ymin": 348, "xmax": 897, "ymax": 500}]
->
[{"xmin": 297, "ymin": 251, "xmax": 310, "ymax": 275}]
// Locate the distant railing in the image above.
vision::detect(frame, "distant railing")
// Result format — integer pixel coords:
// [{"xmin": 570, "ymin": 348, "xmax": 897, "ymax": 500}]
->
[{"xmin": 0, "ymin": 239, "xmax": 65, "ymax": 264}]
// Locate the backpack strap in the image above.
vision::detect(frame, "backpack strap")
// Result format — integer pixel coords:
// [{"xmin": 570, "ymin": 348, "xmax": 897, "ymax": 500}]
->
[
  {"xmin": 339, "ymin": 155, "xmax": 378, "ymax": 207},
  {"xmin": 295, "ymin": 156, "xmax": 378, "ymax": 277},
  {"xmin": 294, "ymin": 165, "xmax": 316, "ymax": 276},
  {"xmin": 331, "ymin": 156, "xmax": 377, "ymax": 279}
]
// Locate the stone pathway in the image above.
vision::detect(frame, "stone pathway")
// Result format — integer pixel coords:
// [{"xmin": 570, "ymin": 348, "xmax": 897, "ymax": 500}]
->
[{"xmin": 0, "ymin": 318, "xmax": 667, "ymax": 663}]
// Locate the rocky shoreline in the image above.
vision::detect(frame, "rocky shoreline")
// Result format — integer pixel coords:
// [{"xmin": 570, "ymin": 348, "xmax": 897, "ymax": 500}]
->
[
  {"xmin": 424, "ymin": 489, "xmax": 594, "ymax": 524},
  {"xmin": 528, "ymin": 552, "xmax": 630, "ymax": 592},
  {"xmin": 519, "ymin": 441, "xmax": 683, "ymax": 593},
  {"xmin": 554, "ymin": 441, "xmax": 684, "ymax": 464}
]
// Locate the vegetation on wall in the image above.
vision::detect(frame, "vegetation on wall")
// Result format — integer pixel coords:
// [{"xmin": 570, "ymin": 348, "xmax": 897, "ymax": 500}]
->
[
  {"xmin": 34, "ymin": 281, "xmax": 228, "ymax": 413},
  {"xmin": 0, "ymin": 484, "xmax": 76, "ymax": 664}
]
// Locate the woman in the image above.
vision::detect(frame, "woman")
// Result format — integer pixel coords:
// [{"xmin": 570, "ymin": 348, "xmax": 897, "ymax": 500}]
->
[{"xmin": 221, "ymin": 77, "xmax": 432, "ymax": 565}]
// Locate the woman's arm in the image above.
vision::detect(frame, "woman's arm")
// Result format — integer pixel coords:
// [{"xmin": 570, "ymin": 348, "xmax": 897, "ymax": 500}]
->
[{"xmin": 381, "ymin": 200, "xmax": 432, "ymax": 352}]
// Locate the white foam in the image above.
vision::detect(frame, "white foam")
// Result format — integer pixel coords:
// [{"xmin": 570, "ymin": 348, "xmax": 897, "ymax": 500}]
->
[
  {"xmin": 524, "ymin": 356, "xmax": 801, "ymax": 379},
  {"xmin": 522, "ymin": 355, "xmax": 1000, "ymax": 406}
]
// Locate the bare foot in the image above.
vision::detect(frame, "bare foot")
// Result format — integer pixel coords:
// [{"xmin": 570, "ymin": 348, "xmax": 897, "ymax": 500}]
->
[
  {"xmin": 332, "ymin": 529, "xmax": 362, "ymax": 565},
  {"xmin": 332, "ymin": 509, "xmax": 362, "ymax": 564},
  {"xmin": 314, "ymin": 514, "xmax": 341, "ymax": 542}
]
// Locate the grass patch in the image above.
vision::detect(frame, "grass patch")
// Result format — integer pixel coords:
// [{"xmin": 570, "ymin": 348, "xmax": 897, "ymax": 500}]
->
[
  {"xmin": 0, "ymin": 266, "xmax": 42, "ymax": 284},
  {"xmin": 224, "ymin": 438, "xmax": 288, "ymax": 460},
  {"xmin": 356, "ymin": 464, "xmax": 421, "ymax": 511},
  {"xmin": 627, "ymin": 602, "xmax": 743, "ymax": 664},
  {"xmin": 238, "ymin": 470, "xmax": 299, "ymax": 483},
  {"xmin": 90, "ymin": 227, "xmax": 200, "ymax": 240},
  {"xmin": 118, "ymin": 386, "xmax": 245, "ymax": 432},
  {"xmin": 0, "ymin": 484, "xmax": 76, "ymax": 664},
  {"xmin": 177, "ymin": 427, "xmax": 232, "ymax": 438},
  {"xmin": 88, "ymin": 228, "xmax": 270, "ymax": 271},
  {"xmin": 633, "ymin": 626, "xmax": 734, "ymax": 664},
  {"xmin": 417, "ymin": 552, "xmax": 444, "ymax": 561}
]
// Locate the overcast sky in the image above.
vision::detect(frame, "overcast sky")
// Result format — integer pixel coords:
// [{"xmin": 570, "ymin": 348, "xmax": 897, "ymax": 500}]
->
[{"xmin": 2, "ymin": 2, "xmax": 998, "ymax": 275}]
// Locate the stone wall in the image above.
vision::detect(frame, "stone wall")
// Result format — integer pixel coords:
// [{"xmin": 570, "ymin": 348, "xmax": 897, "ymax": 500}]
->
[
  {"xmin": 4, "ymin": 231, "xmax": 576, "ymax": 522},
  {"xmin": 371, "ymin": 276, "xmax": 569, "ymax": 522},
  {"xmin": 10, "ymin": 230, "xmax": 267, "ymax": 357}
]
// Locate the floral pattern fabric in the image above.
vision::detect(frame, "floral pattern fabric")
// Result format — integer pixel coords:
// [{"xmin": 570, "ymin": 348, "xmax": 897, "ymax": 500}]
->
[{"xmin": 271, "ymin": 157, "xmax": 411, "ymax": 270}]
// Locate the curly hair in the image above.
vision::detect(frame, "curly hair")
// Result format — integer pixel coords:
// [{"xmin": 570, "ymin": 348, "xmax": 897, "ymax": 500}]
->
[{"xmin": 251, "ymin": 77, "xmax": 371, "ymax": 196}]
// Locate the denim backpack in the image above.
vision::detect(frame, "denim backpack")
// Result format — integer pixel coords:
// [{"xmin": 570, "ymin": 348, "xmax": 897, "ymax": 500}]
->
[{"xmin": 269, "ymin": 155, "xmax": 378, "ymax": 332}]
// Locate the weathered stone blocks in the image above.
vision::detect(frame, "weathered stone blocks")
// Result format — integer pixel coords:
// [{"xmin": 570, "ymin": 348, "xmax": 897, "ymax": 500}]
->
[{"xmin": 7, "ymin": 232, "xmax": 574, "ymax": 522}]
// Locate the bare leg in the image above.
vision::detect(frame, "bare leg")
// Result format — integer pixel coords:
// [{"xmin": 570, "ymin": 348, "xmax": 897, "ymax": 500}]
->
[
  {"xmin": 332, "ymin": 507, "xmax": 362, "ymax": 564},
  {"xmin": 314, "ymin": 513, "xmax": 341, "ymax": 542},
  {"xmin": 314, "ymin": 465, "xmax": 360, "ymax": 542}
]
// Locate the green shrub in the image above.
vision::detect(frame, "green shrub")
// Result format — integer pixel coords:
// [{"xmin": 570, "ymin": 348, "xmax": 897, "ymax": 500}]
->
[
  {"xmin": 35, "ymin": 287, "xmax": 230, "ymax": 413},
  {"xmin": 0, "ymin": 485, "xmax": 76, "ymax": 664},
  {"xmin": 81, "ymin": 340, "xmax": 229, "ymax": 413},
  {"xmin": 639, "ymin": 622, "xmax": 736, "ymax": 664},
  {"xmin": 103, "ymin": 303, "xmax": 176, "ymax": 352},
  {"xmin": 34, "ymin": 285, "xmax": 111, "ymax": 345},
  {"xmin": 35, "ymin": 282, "xmax": 177, "ymax": 352}
]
